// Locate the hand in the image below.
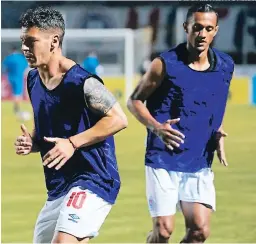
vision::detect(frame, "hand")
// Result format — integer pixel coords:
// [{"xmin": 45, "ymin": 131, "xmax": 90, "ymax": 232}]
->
[
  {"xmin": 15, "ymin": 124, "xmax": 33, "ymax": 155},
  {"xmin": 216, "ymin": 129, "xmax": 228, "ymax": 167},
  {"xmin": 154, "ymin": 118, "xmax": 185, "ymax": 150},
  {"xmin": 42, "ymin": 137, "xmax": 75, "ymax": 170}
]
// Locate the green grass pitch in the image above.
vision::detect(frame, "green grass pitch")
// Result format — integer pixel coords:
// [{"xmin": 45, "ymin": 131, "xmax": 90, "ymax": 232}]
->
[{"xmin": 2, "ymin": 101, "xmax": 256, "ymax": 243}]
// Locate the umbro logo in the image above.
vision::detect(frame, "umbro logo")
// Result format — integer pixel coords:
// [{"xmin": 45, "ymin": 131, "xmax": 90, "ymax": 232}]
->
[{"xmin": 68, "ymin": 213, "xmax": 80, "ymax": 223}]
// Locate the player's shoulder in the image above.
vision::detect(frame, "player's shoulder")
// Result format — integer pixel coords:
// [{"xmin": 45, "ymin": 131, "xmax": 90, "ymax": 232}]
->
[
  {"xmin": 160, "ymin": 44, "xmax": 180, "ymax": 59},
  {"xmin": 63, "ymin": 64, "xmax": 91, "ymax": 85},
  {"xmin": 213, "ymin": 48, "xmax": 235, "ymax": 70},
  {"xmin": 27, "ymin": 68, "xmax": 38, "ymax": 81},
  {"xmin": 77, "ymin": 64, "xmax": 104, "ymax": 84},
  {"xmin": 66, "ymin": 63, "xmax": 87, "ymax": 78},
  {"xmin": 159, "ymin": 43, "xmax": 186, "ymax": 65},
  {"xmin": 75, "ymin": 64, "xmax": 91, "ymax": 76},
  {"xmin": 26, "ymin": 69, "xmax": 38, "ymax": 94}
]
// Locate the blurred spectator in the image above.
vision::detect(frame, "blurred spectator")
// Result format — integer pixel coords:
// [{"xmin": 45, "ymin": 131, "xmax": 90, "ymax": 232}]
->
[
  {"xmin": 234, "ymin": 9, "xmax": 245, "ymax": 53},
  {"xmin": 247, "ymin": 8, "xmax": 256, "ymax": 47},
  {"xmin": 126, "ymin": 7, "xmax": 138, "ymax": 29},
  {"xmin": 165, "ymin": 7, "xmax": 177, "ymax": 48},
  {"xmin": 149, "ymin": 8, "xmax": 160, "ymax": 45},
  {"xmin": 233, "ymin": 7, "xmax": 256, "ymax": 63},
  {"xmin": 2, "ymin": 46, "xmax": 31, "ymax": 120},
  {"xmin": 83, "ymin": 51, "xmax": 104, "ymax": 75}
]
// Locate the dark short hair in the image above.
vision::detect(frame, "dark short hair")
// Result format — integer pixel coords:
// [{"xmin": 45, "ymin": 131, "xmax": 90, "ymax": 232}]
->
[
  {"xmin": 19, "ymin": 6, "xmax": 65, "ymax": 46},
  {"xmin": 186, "ymin": 4, "xmax": 218, "ymax": 24}
]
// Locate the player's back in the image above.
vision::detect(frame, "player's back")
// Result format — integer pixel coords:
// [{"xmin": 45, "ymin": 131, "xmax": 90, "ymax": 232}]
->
[
  {"xmin": 27, "ymin": 64, "xmax": 120, "ymax": 204},
  {"xmin": 3, "ymin": 53, "xmax": 28, "ymax": 78},
  {"xmin": 146, "ymin": 43, "xmax": 234, "ymax": 173}
]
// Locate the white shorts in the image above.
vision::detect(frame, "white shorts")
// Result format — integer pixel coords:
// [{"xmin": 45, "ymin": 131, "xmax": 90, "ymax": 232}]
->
[
  {"xmin": 33, "ymin": 186, "xmax": 112, "ymax": 243},
  {"xmin": 146, "ymin": 166, "xmax": 216, "ymax": 217}
]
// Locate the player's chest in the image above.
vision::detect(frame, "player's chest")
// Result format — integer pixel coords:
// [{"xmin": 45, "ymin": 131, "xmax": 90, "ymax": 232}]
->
[
  {"xmin": 30, "ymin": 82, "xmax": 83, "ymax": 115},
  {"xmin": 167, "ymin": 70, "xmax": 228, "ymax": 96}
]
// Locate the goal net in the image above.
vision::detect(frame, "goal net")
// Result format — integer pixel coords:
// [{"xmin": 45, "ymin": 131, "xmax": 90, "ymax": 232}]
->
[{"xmin": 1, "ymin": 27, "xmax": 152, "ymax": 102}]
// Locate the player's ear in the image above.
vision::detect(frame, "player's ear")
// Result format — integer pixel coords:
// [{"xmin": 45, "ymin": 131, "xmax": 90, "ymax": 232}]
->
[
  {"xmin": 51, "ymin": 35, "xmax": 60, "ymax": 51},
  {"xmin": 183, "ymin": 22, "xmax": 188, "ymax": 33},
  {"xmin": 213, "ymin": 25, "xmax": 219, "ymax": 37}
]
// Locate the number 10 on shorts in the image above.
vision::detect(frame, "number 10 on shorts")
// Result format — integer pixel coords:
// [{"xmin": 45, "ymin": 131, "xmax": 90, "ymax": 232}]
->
[{"xmin": 67, "ymin": 191, "xmax": 86, "ymax": 209}]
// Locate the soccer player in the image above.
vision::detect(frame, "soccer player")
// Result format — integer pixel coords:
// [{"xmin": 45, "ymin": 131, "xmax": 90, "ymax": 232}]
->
[
  {"xmin": 2, "ymin": 46, "xmax": 30, "ymax": 120},
  {"xmin": 127, "ymin": 4, "xmax": 233, "ymax": 243},
  {"xmin": 14, "ymin": 7, "xmax": 127, "ymax": 243}
]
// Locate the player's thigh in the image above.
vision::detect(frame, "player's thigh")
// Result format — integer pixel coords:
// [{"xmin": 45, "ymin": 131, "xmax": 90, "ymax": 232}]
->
[
  {"xmin": 145, "ymin": 166, "xmax": 180, "ymax": 217},
  {"xmin": 54, "ymin": 186, "xmax": 112, "ymax": 241},
  {"xmin": 33, "ymin": 198, "xmax": 63, "ymax": 243},
  {"xmin": 180, "ymin": 201, "xmax": 212, "ymax": 231},
  {"xmin": 179, "ymin": 168, "xmax": 216, "ymax": 211},
  {"xmin": 52, "ymin": 231, "xmax": 90, "ymax": 244}
]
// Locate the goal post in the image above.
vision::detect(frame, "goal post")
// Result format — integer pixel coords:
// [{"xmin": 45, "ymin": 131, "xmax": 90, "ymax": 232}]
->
[{"xmin": 1, "ymin": 28, "xmax": 152, "ymax": 102}]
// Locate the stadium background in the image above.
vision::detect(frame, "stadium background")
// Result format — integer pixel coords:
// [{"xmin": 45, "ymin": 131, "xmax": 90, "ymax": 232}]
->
[{"xmin": 2, "ymin": 0, "xmax": 256, "ymax": 243}]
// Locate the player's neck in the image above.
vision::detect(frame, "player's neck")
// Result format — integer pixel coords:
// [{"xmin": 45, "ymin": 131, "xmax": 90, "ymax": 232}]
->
[
  {"xmin": 38, "ymin": 52, "xmax": 75, "ymax": 85},
  {"xmin": 38, "ymin": 52, "xmax": 62, "ymax": 82},
  {"xmin": 186, "ymin": 43, "xmax": 210, "ymax": 71}
]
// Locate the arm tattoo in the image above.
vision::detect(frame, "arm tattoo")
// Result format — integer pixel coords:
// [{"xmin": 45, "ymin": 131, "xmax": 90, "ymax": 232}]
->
[{"xmin": 83, "ymin": 77, "xmax": 116, "ymax": 116}]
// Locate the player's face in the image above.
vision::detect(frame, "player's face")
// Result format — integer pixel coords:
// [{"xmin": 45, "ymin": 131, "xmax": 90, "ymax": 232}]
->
[
  {"xmin": 184, "ymin": 12, "xmax": 218, "ymax": 52},
  {"xmin": 20, "ymin": 27, "xmax": 55, "ymax": 68}
]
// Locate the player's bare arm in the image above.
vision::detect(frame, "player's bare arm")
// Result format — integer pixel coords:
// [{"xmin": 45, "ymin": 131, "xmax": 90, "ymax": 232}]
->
[
  {"xmin": 42, "ymin": 77, "xmax": 127, "ymax": 170},
  {"xmin": 15, "ymin": 124, "xmax": 40, "ymax": 155},
  {"xmin": 72, "ymin": 76, "xmax": 128, "ymax": 146},
  {"xmin": 216, "ymin": 123, "xmax": 228, "ymax": 166},
  {"xmin": 127, "ymin": 58, "xmax": 185, "ymax": 150},
  {"xmin": 215, "ymin": 72, "xmax": 234, "ymax": 166},
  {"xmin": 83, "ymin": 76, "xmax": 118, "ymax": 116},
  {"xmin": 14, "ymin": 72, "xmax": 41, "ymax": 156}
]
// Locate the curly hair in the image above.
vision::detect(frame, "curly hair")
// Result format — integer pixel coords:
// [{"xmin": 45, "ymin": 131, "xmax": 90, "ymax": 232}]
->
[{"xmin": 19, "ymin": 6, "xmax": 65, "ymax": 46}]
